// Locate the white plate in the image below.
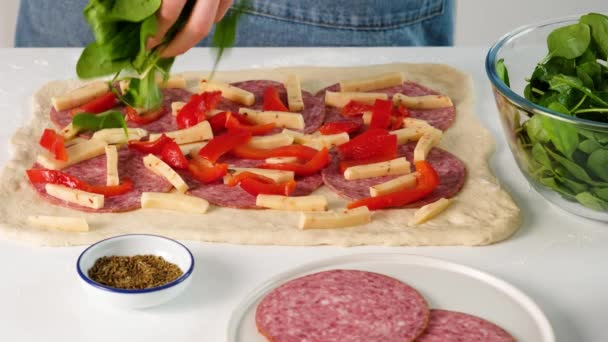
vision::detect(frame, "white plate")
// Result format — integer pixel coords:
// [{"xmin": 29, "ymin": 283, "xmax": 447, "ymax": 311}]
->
[{"xmin": 228, "ymin": 253, "xmax": 554, "ymax": 342}]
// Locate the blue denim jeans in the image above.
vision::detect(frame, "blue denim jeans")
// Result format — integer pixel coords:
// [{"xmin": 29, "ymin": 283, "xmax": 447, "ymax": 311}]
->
[{"xmin": 16, "ymin": 0, "xmax": 453, "ymax": 47}]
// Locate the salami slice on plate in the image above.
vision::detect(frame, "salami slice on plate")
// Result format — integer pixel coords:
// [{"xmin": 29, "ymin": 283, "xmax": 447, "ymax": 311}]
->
[
  {"xmin": 255, "ymin": 269, "xmax": 430, "ymax": 342},
  {"xmin": 416, "ymin": 309, "xmax": 516, "ymax": 342}
]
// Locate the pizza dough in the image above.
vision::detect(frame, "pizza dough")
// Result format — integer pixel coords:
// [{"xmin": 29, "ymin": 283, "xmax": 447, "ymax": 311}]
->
[{"xmin": 0, "ymin": 64, "xmax": 521, "ymax": 246}]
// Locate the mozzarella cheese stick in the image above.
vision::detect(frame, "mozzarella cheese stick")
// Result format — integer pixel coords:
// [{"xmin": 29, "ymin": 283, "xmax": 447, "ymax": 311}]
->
[
  {"xmin": 141, "ymin": 192, "xmax": 209, "ymax": 214},
  {"xmin": 282, "ymin": 129, "xmax": 349, "ymax": 148},
  {"xmin": 149, "ymin": 121, "xmax": 213, "ymax": 144},
  {"xmin": 339, "ymin": 72, "xmax": 404, "ymax": 92},
  {"xmin": 265, "ymin": 156, "xmax": 298, "ymax": 164},
  {"xmin": 247, "ymin": 133, "xmax": 294, "ymax": 149},
  {"xmin": 403, "ymin": 117, "xmax": 434, "ymax": 129},
  {"xmin": 179, "ymin": 141, "xmax": 207, "ymax": 155},
  {"xmin": 143, "ymin": 154, "xmax": 189, "ymax": 193},
  {"xmin": 413, "ymin": 129, "xmax": 443, "ymax": 162},
  {"xmin": 105, "ymin": 145, "xmax": 119, "ymax": 186},
  {"xmin": 411, "ymin": 198, "xmax": 453, "ymax": 225},
  {"xmin": 299, "ymin": 207, "xmax": 371, "ymax": 230},
  {"xmin": 285, "ymin": 74, "xmax": 304, "ymax": 111},
  {"xmin": 27, "ymin": 215, "xmax": 89, "ymax": 232},
  {"xmin": 171, "ymin": 101, "xmax": 185, "ymax": 116},
  {"xmin": 324, "ymin": 91, "xmax": 388, "ymax": 108},
  {"xmin": 51, "ymin": 81, "xmax": 109, "ymax": 111},
  {"xmin": 64, "ymin": 137, "xmax": 88, "ymax": 148},
  {"xmin": 36, "ymin": 138, "xmax": 107, "ymax": 170},
  {"xmin": 370, "ymin": 172, "xmax": 418, "ymax": 197},
  {"xmin": 389, "ymin": 127, "xmax": 426, "ymax": 144},
  {"xmin": 344, "ymin": 157, "xmax": 411, "ymax": 181},
  {"xmin": 224, "ymin": 168, "xmax": 294, "ymax": 184},
  {"xmin": 200, "ymin": 80, "xmax": 255, "ymax": 106},
  {"xmin": 60, "ymin": 123, "xmax": 82, "ymax": 140},
  {"xmin": 45, "ymin": 184, "xmax": 104, "ymax": 209},
  {"xmin": 239, "ymin": 108, "xmax": 305, "ymax": 130},
  {"xmin": 256, "ymin": 195, "xmax": 328, "ymax": 211},
  {"xmin": 393, "ymin": 93, "xmax": 453, "ymax": 109},
  {"xmin": 92, "ymin": 128, "xmax": 148, "ymax": 144}
]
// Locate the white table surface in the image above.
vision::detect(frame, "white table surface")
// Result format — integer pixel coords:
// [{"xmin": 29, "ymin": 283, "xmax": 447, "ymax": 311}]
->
[{"xmin": 0, "ymin": 47, "xmax": 605, "ymax": 342}]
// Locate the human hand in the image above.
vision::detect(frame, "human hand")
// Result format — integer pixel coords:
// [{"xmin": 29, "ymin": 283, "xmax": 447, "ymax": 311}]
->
[{"xmin": 148, "ymin": 0, "xmax": 234, "ymax": 57}]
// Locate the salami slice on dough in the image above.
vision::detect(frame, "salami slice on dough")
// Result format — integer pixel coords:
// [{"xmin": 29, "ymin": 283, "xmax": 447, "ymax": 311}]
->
[
  {"xmin": 416, "ymin": 309, "xmax": 516, "ymax": 342},
  {"xmin": 321, "ymin": 143, "xmax": 466, "ymax": 208},
  {"xmin": 255, "ymin": 269, "xmax": 430, "ymax": 342},
  {"xmin": 29, "ymin": 149, "xmax": 172, "ymax": 212}
]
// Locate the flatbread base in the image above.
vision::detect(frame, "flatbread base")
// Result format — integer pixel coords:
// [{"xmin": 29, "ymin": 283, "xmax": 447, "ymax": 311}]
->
[{"xmin": 0, "ymin": 64, "xmax": 520, "ymax": 247}]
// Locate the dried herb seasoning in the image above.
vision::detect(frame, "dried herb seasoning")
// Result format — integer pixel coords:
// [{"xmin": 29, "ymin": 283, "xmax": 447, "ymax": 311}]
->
[{"xmin": 88, "ymin": 255, "xmax": 183, "ymax": 290}]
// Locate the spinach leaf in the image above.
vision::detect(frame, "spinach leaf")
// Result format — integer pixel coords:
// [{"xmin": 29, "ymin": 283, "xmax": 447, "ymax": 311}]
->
[
  {"xmin": 595, "ymin": 188, "xmax": 608, "ymax": 201},
  {"xmin": 580, "ymin": 13, "xmax": 608, "ymax": 59},
  {"xmin": 587, "ymin": 149, "xmax": 608, "ymax": 181},
  {"xmin": 525, "ymin": 115, "xmax": 550, "ymax": 143},
  {"xmin": 547, "ymin": 102, "xmax": 571, "ymax": 114},
  {"xmin": 545, "ymin": 148, "xmax": 594, "ymax": 183},
  {"xmin": 578, "ymin": 139, "xmax": 602, "ymax": 154},
  {"xmin": 551, "ymin": 74, "xmax": 608, "ymax": 107},
  {"xmin": 72, "ymin": 110, "xmax": 127, "ymax": 135},
  {"xmin": 575, "ymin": 191, "xmax": 608, "ymax": 210},
  {"xmin": 496, "ymin": 59, "xmax": 510, "ymax": 87},
  {"xmin": 532, "ymin": 143, "xmax": 552, "ymax": 167},
  {"xmin": 541, "ymin": 115, "xmax": 579, "ymax": 157},
  {"xmin": 546, "ymin": 23, "xmax": 591, "ymax": 59}
]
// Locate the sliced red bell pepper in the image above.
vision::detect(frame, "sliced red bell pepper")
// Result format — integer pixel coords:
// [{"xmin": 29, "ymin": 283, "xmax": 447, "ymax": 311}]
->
[
  {"xmin": 337, "ymin": 128, "xmax": 397, "ymax": 161},
  {"xmin": 231, "ymin": 144, "xmax": 318, "ymax": 161},
  {"xmin": 128, "ymin": 134, "xmax": 173, "ymax": 154},
  {"xmin": 263, "ymin": 87, "xmax": 289, "ymax": 112},
  {"xmin": 226, "ymin": 171, "xmax": 274, "ymax": 186},
  {"xmin": 176, "ymin": 91, "xmax": 222, "ymax": 129},
  {"xmin": 347, "ymin": 161, "xmax": 439, "ymax": 210},
  {"xmin": 26, "ymin": 169, "xmax": 133, "ymax": 197},
  {"xmin": 391, "ymin": 105, "xmax": 409, "ymax": 130},
  {"xmin": 338, "ymin": 155, "xmax": 397, "ymax": 173},
  {"xmin": 369, "ymin": 99, "xmax": 392, "ymax": 129},
  {"xmin": 125, "ymin": 106, "xmax": 165, "ymax": 124},
  {"xmin": 39, "ymin": 129, "xmax": 67, "ymax": 161},
  {"xmin": 341, "ymin": 100, "xmax": 373, "ymax": 117},
  {"xmin": 198, "ymin": 130, "xmax": 251, "ymax": 163},
  {"xmin": 318, "ymin": 121, "xmax": 362, "ymax": 135},
  {"xmin": 160, "ymin": 139, "xmax": 189, "ymax": 169},
  {"xmin": 226, "ymin": 171, "xmax": 296, "ymax": 196},
  {"xmin": 225, "ymin": 112, "xmax": 276, "ymax": 135},
  {"xmin": 187, "ymin": 158, "xmax": 228, "ymax": 183},
  {"xmin": 70, "ymin": 92, "xmax": 117, "ymax": 116},
  {"xmin": 258, "ymin": 147, "xmax": 330, "ymax": 177},
  {"xmin": 207, "ymin": 112, "xmax": 229, "ymax": 134}
]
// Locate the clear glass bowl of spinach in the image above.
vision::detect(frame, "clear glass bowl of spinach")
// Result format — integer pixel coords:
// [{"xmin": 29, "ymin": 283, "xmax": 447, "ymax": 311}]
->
[{"xmin": 486, "ymin": 14, "xmax": 608, "ymax": 221}]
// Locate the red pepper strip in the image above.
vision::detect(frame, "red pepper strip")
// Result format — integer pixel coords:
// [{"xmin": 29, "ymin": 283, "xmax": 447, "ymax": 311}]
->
[
  {"xmin": 341, "ymin": 100, "xmax": 373, "ymax": 117},
  {"xmin": 226, "ymin": 171, "xmax": 296, "ymax": 196},
  {"xmin": 347, "ymin": 161, "xmax": 439, "ymax": 210},
  {"xmin": 26, "ymin": 169, "xmax": 133, "ymax": 197},
  {"xmin": 177, "ymin": 91, "xmax": 222, "ymax": 129},
  {"xmin": 125, "ymin": 106, "xmax": 165, "ymax": 124},
  {"xmin": 231, "ymin": 144, "xmax": 318, "ymax": 161},
  {"xmin": 69, "ymin": 92, "xmax": 117, "ymax": 116},
  {"xmin": 338, "ymin": 155, "xmax": 397, "ymax": 174},
  {"xmin": 337, "ymin": 128, "xmax": 397, "ymax": 161},
  {"xmin": 207, "ymin": 112, "xmax": 229, "ymax": 134},
  {"xmin": 391, "ymin": 105, "xmax": 409, "ymax": 130},
  {"xmin": 225, "ymin": 112, "xmax": 276, "ymax": 135},
  {"xmin": 263, "ymin": 87, "xmax": 289, "ymax": 112},
  {"xmin": 187, "ymin": 158, "xmax": 228, "ymax": 183},
  {"xmin": 198, "ymin": 130, "xmax": 252, "ymax": 163},
  {"xmin": 160, "ymin": 139, "xmax": 189, "ymax": 169},
  {"xmin": 318, "ymin": 121, "xmax": 362, "ymax": 135},
  {"xmin": 226, "ymin": 171, "xmax": 275, "ymax": 186},
  {"xmin": 258, "ymin": 148, "xmax": 330, "ymax": 177},
  {"xmin": 39, "ymin": 129, "xmax": 67, "ymax": 161},
  {"xmin": 369, "ymin": 99, "xmax": 392, "ymax": 129},
  {"xmin": 128, "ymin": 134, "xmax": 173, "ymax": 154}
]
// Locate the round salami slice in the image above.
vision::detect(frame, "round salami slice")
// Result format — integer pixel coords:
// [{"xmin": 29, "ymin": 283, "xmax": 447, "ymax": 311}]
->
[
  {"xmin": 255, "ymin": 269, "xmax": 430, "ymax": 342},
  {"xmin": 316, "ymin": 82, "xmax": 455, "ymax": 131},
  {"xmin": 321, "ymin": 143, "xmax": 466, "ymax": 208},
  {"xmin": 416, "ymin": 310, "xmax": 515, "ymax": 342},
  {"xmin": 29, "ymin": 149, "xmax": 172, "ymax": 213}
]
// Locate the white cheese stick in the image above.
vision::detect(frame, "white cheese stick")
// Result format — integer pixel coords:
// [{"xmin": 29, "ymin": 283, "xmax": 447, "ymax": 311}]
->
[
  {"xmin": 413, "ymin": 129, "xmax": 442, "ymax": 162},
  {"xmin": 265, "ymin": 156, "xmax": 298, "ymax": 164},
  {"xmin": 149, "ymin": 121, "xmax": 213, "ymax": 144},
  {"xmin": 299, "ymin": 207, "xmax": 371, "ymax": 230},
  {"xmin": 141, "ymin": 192, "xmax": 209, "ymax": 214},
  {"xmin": 27, "ymin": 215, "xmax": 89, "ymax": 232},
  {"xmin": 339, "ymin": 72, "xmax": 404, "ymax": 92},
  {"xmin": 411, "ymin": 198, "xmax": 453, "ymax": 225},
  {"xmin": 36, "ymin": 138, "xmax": 107, "ymax": 170},
  {"xmin": 105, "ymin": 145, "xmax": 119, "ymax": 186},
  {"xmin": 247, "ymin": 133, "xmax": 294, "ymax": 149},
  {"xmin": 389, "ymin": 127, "xmax": 426, "ymax": 144},
  {"xmin": 282, "ymin": 129, "xmax": 349, "ymax": 148},
  {"xmin": 179, "ymin": 141, "xmax": 207, "ymax": 155},
  {"xmin": 257, "ymin": 195, "xmax": 327, "ymax": 211},
  {"xmin": 239, "ymin": 108, "xmax": 305, "ymax": 130},
  {"xmin": 51, "ymin": 81, "xmax": 109, "ymax": 111},
  {"xmin": 224, "ymin": 168, "xmax": 294, "ymax": 184},
  {"xmin": 120, "ymin": 76, "xmax": 187, "ymax": 94},
  {"xmin": 393, "ymin": 93, "xmax": 453, "ymax": 109},
  {"xmin": 370, "ymin": 172, "xmax": 418, "ymax": 197},
  {"xmin": 200, "ymin": 80, "xmax": 255, "ymax": 106},
  {"xmin": 45, "ymin": 184, "xmax": 104, "ymax": 209},
  {"xmin": 92, "ymin": 128, "xmax": 148, "ymax": 145},
  {"xmin": 324, "ymin": 91, "xmax": 388, "ymax": 108},
  {"xmin": 143, "ymin": 154, "xmax": 189, "ymax": 193},
  {"xmin": 64, "ymin": 137, "xmax": 88, "ymax": 148},
  {"xmin": 285, "ymin": 74, "xmax": 304, "ymax": 111},
  {"xmin": 60, "ymin": 123, "xmax": 82, "ymax": 140},
  {"xmin": 403, "ymin": 117, "xmax": 434, "ymax": 129},
  {"xmin": 344, "ymin": 157, "xmax": 411, "ymax": 180}
]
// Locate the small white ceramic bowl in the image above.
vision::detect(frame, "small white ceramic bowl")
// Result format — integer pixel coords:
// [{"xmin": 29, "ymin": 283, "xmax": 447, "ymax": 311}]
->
[{"xmin": 77, "ymin": 234, "xmax": 194, "ymax": 309}]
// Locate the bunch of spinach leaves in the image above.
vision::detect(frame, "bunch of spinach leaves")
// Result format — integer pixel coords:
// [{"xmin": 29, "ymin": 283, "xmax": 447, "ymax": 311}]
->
[{"xmin": 498, "ymin": 13, "xmax": 608, "ymax": 211}]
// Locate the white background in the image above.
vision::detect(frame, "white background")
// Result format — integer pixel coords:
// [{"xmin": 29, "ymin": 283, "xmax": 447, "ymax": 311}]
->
[{"xmin": 1, "ymin": 0, "xmax": 607, "ymax": 48}]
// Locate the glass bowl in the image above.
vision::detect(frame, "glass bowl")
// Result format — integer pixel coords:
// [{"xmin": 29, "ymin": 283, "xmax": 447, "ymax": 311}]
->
[{"xmin": 486, "ymin": 15, "xmax": 608, "ymax": 222}]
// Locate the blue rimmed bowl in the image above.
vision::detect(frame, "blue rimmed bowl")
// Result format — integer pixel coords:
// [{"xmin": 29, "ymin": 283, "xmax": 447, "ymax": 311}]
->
[
  {"xmin": 77, "ymin": 234, "xmax": 194, "ymax": 309},
  {"xmin": 486, "ymin": 15, "xmax": 608, "ymax": 222}
]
